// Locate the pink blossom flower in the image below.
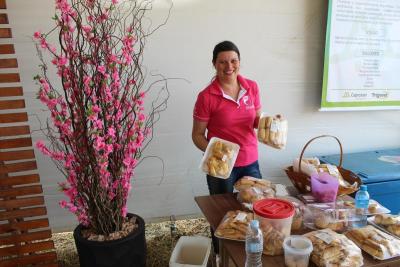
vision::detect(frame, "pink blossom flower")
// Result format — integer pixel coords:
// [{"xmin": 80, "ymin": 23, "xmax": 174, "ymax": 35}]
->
[
  {"xmin": 36, "ymin": 140, "xmax": 51, "ymax": 156},
  {"xmin": 33, "ymin": 31, "xmax": 42, "ymax": 39},
  {"xmin": 34, "ymin": 0, "xmax": 169, "ymax": 236},
  {"xmin": 59, "ymin": 200, "xmax": 68, "ymax": 208},
  {"xmin": 97, "ymin": 65, "xmax": 106, "ymax": 74}
]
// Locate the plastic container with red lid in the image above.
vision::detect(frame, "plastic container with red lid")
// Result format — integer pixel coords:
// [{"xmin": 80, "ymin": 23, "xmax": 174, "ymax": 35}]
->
[{"xmin": 253, "ymin": 198, "xmax": 295, "ymax": 255}]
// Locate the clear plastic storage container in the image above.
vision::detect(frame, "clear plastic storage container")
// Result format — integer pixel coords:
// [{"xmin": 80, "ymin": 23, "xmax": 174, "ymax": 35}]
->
[
  {"xmin": 253, "ymin": 198, "xmax": 295, "ymax": 255},
  {"xmin": 283, "ymin": 235, "xmax": 313, "ymax": 267},
  {"xmin": 199, "ymin": 137, "xmax": 240, "ymax": 179}
]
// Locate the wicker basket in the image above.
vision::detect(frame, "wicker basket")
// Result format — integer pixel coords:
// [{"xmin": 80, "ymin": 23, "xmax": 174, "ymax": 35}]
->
[{"xmin": 285, "ymin": 135, "xmax": 361, "ymax": 195}]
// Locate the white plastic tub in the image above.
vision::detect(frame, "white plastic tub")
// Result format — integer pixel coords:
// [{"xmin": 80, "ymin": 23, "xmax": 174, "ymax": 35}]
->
[{"xmin": 169, "ymin": 236, "xmax": 211, "ymax": 267}]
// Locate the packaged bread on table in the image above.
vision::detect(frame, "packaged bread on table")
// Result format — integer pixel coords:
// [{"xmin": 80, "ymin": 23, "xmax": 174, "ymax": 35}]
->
[
  {"xmin": 293, "ymin": 157, "xmax": 320, "ymax": 175},
  {"xmin": 374, "ymin": 214, "xmax": 400, "ymax": 225},
  {"xmin": 257, "ymin": 114, "xmax": 288, "ymax": 149},
  {"xmin": 215, "ymin": 210, "xmax": 254, "ymax": 241},
  {"xmin": 234, "ymin": 176, "xmax": 274, "ymax": 191},
  {"xmin": 237, "ymin": 186, "xmax": 276, "ymax": 210},
  {"xmin": 200, "ymin": 137, "xmax": 240, "ymax": 179},
  {"xmin": 304, "ymin": 228, "xmax": 363, "ymax": 267},
  {"xmin": 373, "ymin": 214, "xmax": 400, "ymax": 237},
  {"xmin": 338, "ymin": 198, "xmax": 390, "ymax": 215},
  {"xmin": 304, "ymin": 203, "xmax": 356, "ymax": 233},
  {"xmin": 346, "ymin": 225, "xmax": 400, "ymax": 260}
]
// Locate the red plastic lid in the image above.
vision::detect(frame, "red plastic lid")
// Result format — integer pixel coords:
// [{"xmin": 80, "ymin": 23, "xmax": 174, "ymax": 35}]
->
[{"xmin": 253, "ymin": 198, "xmax": 295, "ymax": 219}]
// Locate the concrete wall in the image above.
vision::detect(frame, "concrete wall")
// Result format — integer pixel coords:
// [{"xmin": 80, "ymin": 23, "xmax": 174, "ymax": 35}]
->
[{"xmin": 4, "ymin": 0, "xmax": 400, "ymax": 231}]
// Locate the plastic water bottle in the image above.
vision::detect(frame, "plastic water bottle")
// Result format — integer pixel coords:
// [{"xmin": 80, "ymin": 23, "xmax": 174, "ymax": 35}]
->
[
  {"xmin": 354, "ymin": 185, "xmax": 370, "ymax": 228},
  {"xmin": 245, "ymin": 220, "xmax": 263, "ymax": 267}
]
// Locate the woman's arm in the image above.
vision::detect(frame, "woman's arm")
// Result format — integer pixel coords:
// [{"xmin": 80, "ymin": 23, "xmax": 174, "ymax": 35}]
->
[
  {"xmin": 192, "ymin": 119, "xmax": 209, "ymax": 152},
  {"xmin": 254, "ymin": 108, "xmax": 262, "ymax": 129}
]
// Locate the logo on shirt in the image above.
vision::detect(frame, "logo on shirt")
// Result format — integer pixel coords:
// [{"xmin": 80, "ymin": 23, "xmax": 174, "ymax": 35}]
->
[{"xmin": 242, "ymin": 95, "xmax": 254, "ymax": 109}]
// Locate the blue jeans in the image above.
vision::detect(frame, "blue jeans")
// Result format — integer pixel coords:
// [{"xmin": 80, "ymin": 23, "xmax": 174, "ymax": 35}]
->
[
  {"xmin": 206, "ymin": 160, "xmax": 262, "ymax": 254},
  {"xmin": 206, "ymin": 160, "xmax": 262, "ymax": 195}
]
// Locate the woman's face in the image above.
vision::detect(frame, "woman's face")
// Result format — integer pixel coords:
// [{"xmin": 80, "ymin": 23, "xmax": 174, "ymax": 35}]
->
[{"xmin": 214, "ymin": 51, "xmax": 240, "ymax": 81}]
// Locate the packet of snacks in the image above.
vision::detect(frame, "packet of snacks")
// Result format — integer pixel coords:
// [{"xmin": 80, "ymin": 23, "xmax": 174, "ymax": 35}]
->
[
  {"xmin": 346, "ymin": 225, "xmax": 400, "ymax": 260},
  {"xmin": 304, "ymin": 228, "xmax": 363, "ymax": 267},
  {"xmin": 214, "ymin": 210, "xmax": 254, "ymax": 241},
  {"xmin": 257, "ymin": 114, "xmax": 288, "ymax": 149},
  {"xmin": 234, "ymin": 176, "xmax": 274, "ymax": 191},
  {"xmin": 200, "ymin": 137, "xmax": 240, "ymax": 179},
  {"xmin": 237, "ymin": 186, "xmax": 276, "ymax": 210},
  {"xmin": 293, "ymin": 157, "xmax": 320, "ymax": 175}
]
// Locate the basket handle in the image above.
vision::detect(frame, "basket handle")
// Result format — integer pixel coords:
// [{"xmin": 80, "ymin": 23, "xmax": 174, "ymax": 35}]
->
[{"xmin": 298, "ymin": 135, "xmax": 343, "ymax": 173}]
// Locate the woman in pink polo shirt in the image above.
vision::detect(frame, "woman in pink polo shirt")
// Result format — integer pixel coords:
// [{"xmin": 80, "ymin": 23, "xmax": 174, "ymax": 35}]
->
[{"xmin": 192, "ymin": 40, "xmax": 263, "ymax": 255}]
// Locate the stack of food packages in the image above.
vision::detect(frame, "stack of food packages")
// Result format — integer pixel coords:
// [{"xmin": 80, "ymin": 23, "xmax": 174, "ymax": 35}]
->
[
  {"xmin": 293, "ymin": 157, "xmax": 358, "ymax": 195},
  {"xmin": 346, "ymin": 225, "xmax": 400, "ymax": 260},
  {"xmin": 214, "ymin": 173, "xmax": 400, "ymax": 262},
  {"xmin": 234, "ymin": 176, "xmax": 276, "ymax": 210},
  {"xmin": 304, "ymin": 229, "xmax": 363, "ymax": 266},
  {"xmin": 303, "ymin": 203, "xmax": 356, "ymax": 233},
  {"xmin": 215, "ymin": 210, "xmax": 254, "ymax": 241},
  {"xmin": 257, "ymin": 114, "xmax": 288, "ymax": 149},
  {"xmin": 201, "ymin": 137, "xmax": 240, "ymax": 179},
  {"xmin": 374, "ymin": 214, "xmax": 400, "ymax": 237}
]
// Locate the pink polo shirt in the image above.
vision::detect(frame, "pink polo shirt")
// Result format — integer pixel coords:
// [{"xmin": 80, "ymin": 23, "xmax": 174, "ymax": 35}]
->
[{"xmin": 193, "ymin": 75, "xmax": 261, "ymax": 167}]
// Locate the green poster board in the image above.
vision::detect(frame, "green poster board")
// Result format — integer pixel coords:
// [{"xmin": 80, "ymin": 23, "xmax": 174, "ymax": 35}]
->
[{"xmin": 321, "ymin": 0, "xmax": 400, "ymax": 111}]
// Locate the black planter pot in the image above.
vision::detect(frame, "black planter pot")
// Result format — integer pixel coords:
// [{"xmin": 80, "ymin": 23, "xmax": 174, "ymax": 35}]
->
[{"xmin": 73, "ymin": 213, "xmax": 146, "ymax": 267}]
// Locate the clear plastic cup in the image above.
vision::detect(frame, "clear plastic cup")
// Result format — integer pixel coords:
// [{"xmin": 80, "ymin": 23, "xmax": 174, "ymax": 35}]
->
[{"xmin": 283, "ymin": 235, "xmax": 313, "ymax": 267}]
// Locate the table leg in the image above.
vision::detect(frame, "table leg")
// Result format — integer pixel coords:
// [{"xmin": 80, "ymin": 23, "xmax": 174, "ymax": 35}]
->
[{"xmin": 219, "ymin": 240, "xmax": 239, "ymax": 267}]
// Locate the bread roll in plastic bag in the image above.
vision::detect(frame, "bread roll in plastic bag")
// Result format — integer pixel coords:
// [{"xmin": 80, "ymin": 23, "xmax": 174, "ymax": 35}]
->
[{"xmin": 258, "ymin": 114, "xmax": 288, "ymax": 149}]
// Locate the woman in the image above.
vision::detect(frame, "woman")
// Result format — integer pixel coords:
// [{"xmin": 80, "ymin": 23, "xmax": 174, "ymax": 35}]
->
[
  {"xmin": 192, "ymin": 40, "xmax": 263, "ymax": 255},
  {"xmin": 193, "ymin": 40, "xmax": 262, "ymax": 193}
]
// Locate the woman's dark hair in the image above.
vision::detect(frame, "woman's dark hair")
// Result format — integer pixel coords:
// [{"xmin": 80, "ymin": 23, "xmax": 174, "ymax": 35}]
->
[{"xmin": 212, "ymin": 41, "xmax": 240, "ymax": 64}]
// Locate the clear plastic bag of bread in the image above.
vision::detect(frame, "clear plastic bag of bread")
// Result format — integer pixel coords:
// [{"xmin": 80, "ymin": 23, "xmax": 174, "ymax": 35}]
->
[
  {"xmin": 346, "ymin": 225, "xmax": 400, "ymax": 260},
  {"xmin": 214, "ymin": 210, "xmax": 254, "ymax": 241},
  {"xmin": 237, "ymin": 186, "xmax": 276, "ymax": 210},
  {"xmin": 278, "ymin": 196, "xmax": 305, "ymax": 232},
  {"xmin": 304, "ymin": 228, "xmax": 363, "ymax": 267},
  {"xmin": 200, "ymin": 137, "xmax": 240, "ymax": 179},
  {"xmin": 257, "ymin": 114, "xmax": 288, "ymax": 149},
  {"xmin": 303, "ymin": 203, "xmax": 356, "ymax": 233},
  {"xmin": 293, "ymin": 157, "xmax": 320, "ymax": 175},
  {"xmin": 374, "ymin": 214, "xmax": 400, "ymax": 237},
  {"xmin": 234, "ymin": 176, "xmax": 274, "ymax": 191}
]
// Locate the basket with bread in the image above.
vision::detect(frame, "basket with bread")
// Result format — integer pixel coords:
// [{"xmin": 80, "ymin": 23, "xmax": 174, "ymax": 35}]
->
[
  {"xmin": 304, "ymin": 228, "xmax": 363, "ymax": 267},
  {"xmin": 346, "ymin": 225, "xmax": 400, "ymax": 260},
  {"xmin": 285, "ymin": 135, "xmax": 361, "ymax": 195},
  {"xmin": 214, "ymin": 210, "xmax": 254, "ymax": 241}
]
